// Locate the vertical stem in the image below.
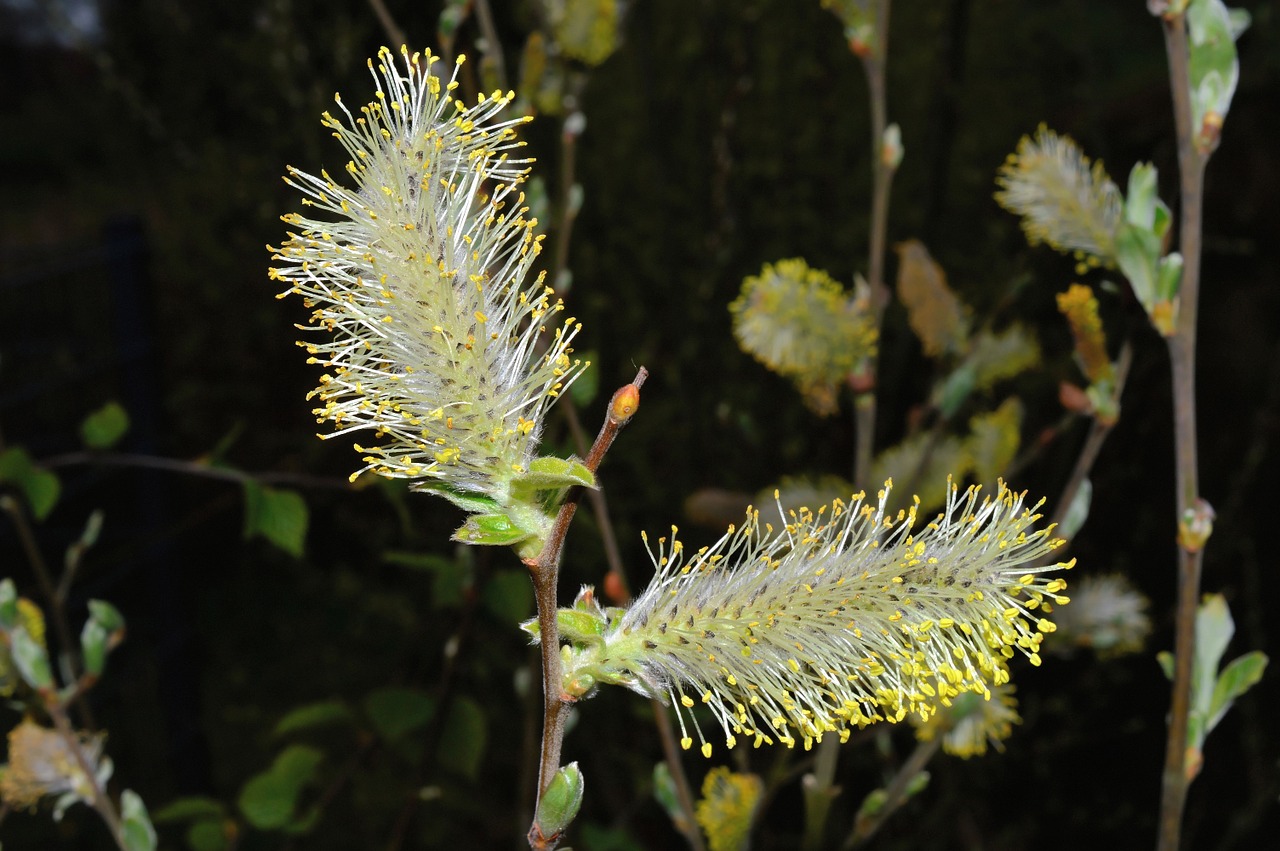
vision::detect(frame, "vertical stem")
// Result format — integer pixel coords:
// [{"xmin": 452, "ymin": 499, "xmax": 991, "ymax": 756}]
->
[
  {"xmin": 811, "ymin": 3, "xmax": 895, "ymax": 846},
  {"xmin": 1157, "ymin": 12, "xmax": 1208, "ymax": 851},
  {"xmin": 527, "ymin": 369, "xmax": 647, "ymax": 849},
  {"xmin": 851, "ymin": 0, "xmax": 895, "ymax": 493}
]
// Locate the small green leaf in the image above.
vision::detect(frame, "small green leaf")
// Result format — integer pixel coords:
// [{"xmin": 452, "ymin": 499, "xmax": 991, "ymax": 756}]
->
[
  {"xmin": 0, "ymin": 578, "xmax": 17, "ymax": 628},
  {"xmin": 1157, "ymin": 253, "xmax": 1184, "ymax": 301},
  {"xmin": 1114, "ymin": 223, "xmax": 1161, "ymax": 310},
  {"xmin": 186, "ymin": 819, "xmax": 231, "ymax": 851},
  {"xmin": 452, "ymin": 513, "xmax": 534, "ymax": 547},
  {"xmin": 534, "ymin": 762, "xmax": 584, "ymax": 841},
  {"xmin": 1157, "ymin": 650, "xmax": 1175, "ymax": 682},
  {"xmin": 1123, "ymin": 163, "xmax": 1159, "ymax": 229},
  {"xmin": 437, "ymin": 696, "xmax": 487, "ymax": 781},
  {"xmin": 274, "ymin": 700, "xmax": 355, "ymax": 736},
  {"xmin": 419, "ymin": 482, "xmax": 501, "ymax": 514},
  {"xmin": 363, "ymin": 687, "xmax": 435, "ymax": 742},
  {"xmin": 88, "ymin": 599, "xmax": 126, "ymax": 633},
  {"xmin": 242, "ymin": 482, "xmax": 308, "ymax": 557},
  {"xmin": 512, "ymin": 456, "xmax": 597, "ymax": 491},
  {"xmin": 555, "ymin": 609, "xmax": 605, "ymax": 643},
  {"xmin": 11, "ymin": 625, "xmax": 52, "ymax": 689},
  {"xmin": 483, "ymin": 571, "xmax": 534, "ymax": 624},
  {"xmin": 120, "ymin": 789, "xmax": 158, "ymax": 851},
  {"xmin": 0, "ymin": 447, "xmax": 61, "ymax": 520},
  {"xmin": 81, "ymin": 618, "xmax": 109, "ymax": 677},
  {"xmin": 383, "ymin": 550, "xmax": 471, "ymax": 609},
  {"xmin": 149, "ymin": 796, "xmax": 227, "ymax": 824},
  {"xmin": 1058, "ymin": 478, "xmax": 1093, "ymax": 543},
  {"xmin": 1207, "ymin": 651, "xmax": 1268, "ymax": 733},
  {"xmin": 237, "ymin": 746, "xmax": 324, "ymax": 830},
  {"xmin": 80, "ymin": 402, "xmax": 130, "ymax": 449}
]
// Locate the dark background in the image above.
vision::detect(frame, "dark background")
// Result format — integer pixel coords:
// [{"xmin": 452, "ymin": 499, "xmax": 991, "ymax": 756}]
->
[{"xmin": 2, "ymin": 0, "xmax": 1277, "ymax": 848}]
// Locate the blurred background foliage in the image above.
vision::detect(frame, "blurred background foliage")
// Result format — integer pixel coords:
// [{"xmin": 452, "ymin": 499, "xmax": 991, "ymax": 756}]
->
[{"xmin": 1, "ymin": 0, "xmax": 1278, "ymax": 848}]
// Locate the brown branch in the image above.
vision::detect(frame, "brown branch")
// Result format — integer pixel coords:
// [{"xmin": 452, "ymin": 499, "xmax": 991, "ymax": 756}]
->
[
  {"xmin": 652, "ymin": 699, "xmax": 709, "ymax": 851},
  {"xmin": 365, "ymin": 0, "xmax": 406, "ymax": 50},
  {"xmin": 41, "ymin": 451, "xmax": 354, "ymax": 492},
  {"xmin": 0, "ymin": 496, "xmax": 97, "ymax": 730},
  {"xmin": 1157, "ymin": 11, "xmax": 1210, "ymax": 851},
  {"xmin": 526, "ymin": 368, "xmax": 647, "ymax": 850}
]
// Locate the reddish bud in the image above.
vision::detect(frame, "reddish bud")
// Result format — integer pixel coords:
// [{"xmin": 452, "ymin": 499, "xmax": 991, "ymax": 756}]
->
[
  {"xmin": 603, "ymin": 570, "xmax": 630, "ymax": 605},
  {"xmin": 1058, "ymin": 382, "xmax": 1093, "ymax": 414}
]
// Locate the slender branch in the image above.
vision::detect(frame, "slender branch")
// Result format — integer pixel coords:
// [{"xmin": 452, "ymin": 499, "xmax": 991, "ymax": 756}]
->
[
  {"xmin": 850, "ymin": 0, "xmax": 896, "ymax": 492},
  {"xmin": 41, "ymin": 451, "xmax": 353, "ymax": 492},
  {"xmin": 0, "ymin": 497, "xmax": 97, "ymax": 730},
  {"xmin": 364, "ymin": 0, "xmax": 406, "ymax": 50},
  {"xmin": 841, "ymin": 736, "xmax": 942, "ymax": 849},
  {"xmin": 473, "ymin": 0, "xmax": 509, "ymax": 90},
  {"xmin": 46, "ymin": 700, "xmax": 124, "ymax": 847},
  {"xmin": 652, "ymin": 699, "xmax": 709, "ymax": 851},
  {"xmin": 1045, "ymin": 342, "xmax": 1134, "ymax": 538},
  {"xmin": 526, "ymin": 368, "xmax": 647, "ymax": 850},
  {"xmin": 1157, "ymin": 11, "xmax": 1209, "ymax": 851},
  {"xmin": 815, "ymin": 2, "xmax": 896, "ymax": 842}
]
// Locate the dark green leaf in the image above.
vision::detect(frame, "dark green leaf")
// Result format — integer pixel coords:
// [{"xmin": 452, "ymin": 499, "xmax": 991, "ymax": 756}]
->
[
  {"xmin": 237, "ymin": 745, "xmax": 324, "ymax": 830},
  {"xmin": 186, "ymin": 819, "xmax": 231, "ymax": 851},
  {"xmin": 512, "ymin": 456, "xmax": 597, "ymax": 491},
  {"xmin": 150, "ymin": 796, "xmax": 227, "ymax": 824},
  {"xmin": 483, "ymin": 571, "xmax": 534, "ymax": 624},
  {"xmin": 420, "ymin": 482, "xmax": 501, "ymax": 513},
  {"xmin": 242, "ymin": 482, "xmax": 308, "ymax": 557},
  {"xmin": 0, "ymin": 447, "xmax": 61, "ymax": 520},
  {"xmin": 364, "ymin": 687, "xmax": 435, "ymax": 742},
  {"xmin": 80, "ymin": 401, "xmax": 130, "ymax": 449},
  {"xmin": 384, "ymin": 550, "xmax": 472, "ymax": 609},
  {"xmin": 274, "ymin": 700, "xmax": 355, "ymax": 736},
  {"xmin": 437, "ymin": 696, "xmax": 486, "ymax": 780}
]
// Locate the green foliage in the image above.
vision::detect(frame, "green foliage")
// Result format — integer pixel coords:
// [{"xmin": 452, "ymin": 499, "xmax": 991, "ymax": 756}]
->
[
  {"xmin": 0, "ymin": 446, "xmax": 61, "ymax": 520},
  {"xmin": 237, "ymin": 745, "xmax": 323, "ymax": 832},
  {"xmin": 241, "ymin": 481, "xmax": 308, "ymax": 557},
  {"xmin": 273, "ymin": 700, "xmax": 355, "ymax": 736},
  {"xmin": 362, "ymin": 687, "xmax": 435, "ymax": 743},
  {"xmin": 80, "ymin": 401, "xmax": 130, "ymax": 449},
  {"xmin": 436, "ymin": 696, "xmax": 488, "ymax": 780},
  {"xmin": 120, "ymin": 790, "xmax": 158, "ymax": 851},
  {"xmin": 1158, "ymin": 594, "xmax": 1269, "ymax": 780}
]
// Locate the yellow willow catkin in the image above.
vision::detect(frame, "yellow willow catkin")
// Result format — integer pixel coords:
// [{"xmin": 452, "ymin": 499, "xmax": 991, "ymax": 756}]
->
[
  {"xmin": 563, "ymin": 479, "xmax": 1072, "ymax": 756},
  {"xmin": 269, "ymin": 47, "xmax": 587, "ymax": 504}
]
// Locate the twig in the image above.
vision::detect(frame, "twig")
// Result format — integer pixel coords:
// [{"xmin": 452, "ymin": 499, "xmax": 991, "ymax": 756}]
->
[
  {"xmin": 1157, "ymin": 10, "xmax": 1210, "ymax": 851},
  {"xmin": 1044, "ymin": 342, "xmax": 1134, "ymax": 538},
  {"xmin": 653, "ymin": 699, "xmax": 709, "ymax": 851},
  {"xmin": 473, "ymin": 0, "xmax": 509, "ymax": 90},
  {"xmin": 526, "ymin": 367, "xmax": 647, "ymax": 850},
  {"xmin": 841, "ymin": 735, "xmax": 942, "ymax": 848},
  {"xmin": 812, "ymin": 3, "xmax": 895, "ymax": 843},
  {"xmin": 42, "ymin": 451, "xmax": 354, "ymax": 492},
  {"xmin": 365, "ymin": 0, "xmax": 406, "ymax": 50},
  {"xmin": 0, "ymin": 497, "xmax": 97, "ymax": 730},
  {"xmin": 46, "ymin": 699, "xmax": 124, "ymax": 847}
]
